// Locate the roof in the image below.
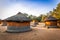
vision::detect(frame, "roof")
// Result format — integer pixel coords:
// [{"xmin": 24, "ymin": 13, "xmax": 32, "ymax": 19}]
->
[
  {"xmin": 44, "ymin": 16, "xmax": 57, "ymax": 21},
  {"xmin": 5, "ymin": 12, "xmax": 31, "ymax": 22}
]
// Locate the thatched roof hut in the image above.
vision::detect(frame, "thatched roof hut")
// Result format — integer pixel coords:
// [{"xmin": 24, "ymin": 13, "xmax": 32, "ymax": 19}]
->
[
  {"xmin": 0, "ymin": 19, "xmax": 1, "ymax": 24},
  {"xmin": 44, "ymin": 16, "xmax": 57, "ymax": 21},
  {"xmin": 57, "ymin": 19, "xmax": 60, "ymax": 27},
  {"xmin": 44, "ymin": 16, "xmax": 58, "ymax": 28},
  {"xmin": 1, "ymin": 20, "xmax": 7, "ymax": 26},
  {"xmin": 5, "ymin": 12, "xmax": 31, "ymax": 32},
  {"xmin": 5, "ymin": 12, "xmax": 31, "ymax": 22}
]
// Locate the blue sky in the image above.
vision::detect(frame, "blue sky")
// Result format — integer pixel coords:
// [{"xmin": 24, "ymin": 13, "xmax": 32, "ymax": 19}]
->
[{"xmin": 0, "ymin": 0, "xmax": 60, "ymax": 19}]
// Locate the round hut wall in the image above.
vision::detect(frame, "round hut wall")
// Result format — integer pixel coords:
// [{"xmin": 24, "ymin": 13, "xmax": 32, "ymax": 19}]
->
[
  {"xmin": 7, "ymin": 22, "xmax": 30, "ymax": 27},
  {"xmin": 45, "ymin": 21, "xmax": 57, "ymax": 26}
]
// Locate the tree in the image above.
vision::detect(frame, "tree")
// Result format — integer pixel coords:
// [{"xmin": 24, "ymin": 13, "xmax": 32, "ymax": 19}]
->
[
  {"xmin": 49, "ymin": 3, "xmax": 60, "ymax": 19},
  {"xmin": 36, "ymin": 15, "xmax": 42, "ymax": 22},
  {"xmin": 28, "ymin": 15, "xmax": 37, "ymax": 20},
  {"xmin": 40, "ymin": 14, "xmax": 47, "ymax": 22},
  {"xmin": 28, "ymin": 15, "xmax": 42, "ymax": 22},
  {"xmin": 23, "ymin": 13, "xmax": 28, "ymax": 17}
]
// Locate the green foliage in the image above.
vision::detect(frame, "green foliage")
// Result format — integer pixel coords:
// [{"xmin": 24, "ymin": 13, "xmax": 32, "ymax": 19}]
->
[
  {"xmin": 28, "ymin": 15, "xmax": 42, "ymax": 22},
  {"xmin": 23, "ymin": 13, "xmax": 28, "ymax": 17},
  {"xmin": 41, "ymin": 15, "xmax": 47, "ymax": 22},
  {"xmin": 47, "ymin": 3, "xmax": 60, "ymax": 19},
  {"xmin": 36, "ymin": 16, "xmax": 42, "ymax": 22}
]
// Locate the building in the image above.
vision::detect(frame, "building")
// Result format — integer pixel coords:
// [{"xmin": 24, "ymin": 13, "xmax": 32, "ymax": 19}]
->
[
  {"xmin": 57, "ymin": 19, "xmax": 60, "ymax": 27},
  {"xmin": 44, "ymin": 16, "xmax": 58, "ymax": 28},
  {"xmin": 5, "ymin": 12, "xmax": 31, "ymax": 32},
  {"xmin": 0, "ymin": 19, "xmax": 1, "ymax": 24}
]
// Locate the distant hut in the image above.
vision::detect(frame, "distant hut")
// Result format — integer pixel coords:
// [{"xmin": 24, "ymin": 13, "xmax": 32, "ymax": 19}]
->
[
  {"xmin": 1, "ymin": 20, "xmax": 7, "ymax": 26},
  {"xmin": 0, "ymin": 19, "xmax": 1, "ymax": 24},
  {"xmin": 31, "ymin": 19, "xmax": 38, "ymax": 27},
  {"xmin": 44, "ymin": 16, "xmax": 58, "ymax": 28},
  {"xmin": 57, "ymin": 19, "xmax": 60, "ymax": 27},
  {"xmin": 0, "ymin": 19, "xmax": 4, "ymax": 26},
  {"xmin": 5, "ymin": 12, "xmax": 31, "ymax": 32}
]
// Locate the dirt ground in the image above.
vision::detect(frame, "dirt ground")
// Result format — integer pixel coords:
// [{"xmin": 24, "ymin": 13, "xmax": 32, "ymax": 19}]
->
[
  {"xmin": 0, "ymin": 27, "xmax": 60, "ymax": 40},
  {"xmin": 0, "ymin": 23, "xmax": 60, "ymax": 40}
]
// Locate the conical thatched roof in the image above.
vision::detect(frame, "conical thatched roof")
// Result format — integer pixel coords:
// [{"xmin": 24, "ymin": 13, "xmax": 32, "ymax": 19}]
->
[
  {"xmin": 44, "ymin": 16, "xmax": 57, "ymax": 21},
  {"xmin": 5, "ymin": 12, "xmax": 31, "ymax": 22}
]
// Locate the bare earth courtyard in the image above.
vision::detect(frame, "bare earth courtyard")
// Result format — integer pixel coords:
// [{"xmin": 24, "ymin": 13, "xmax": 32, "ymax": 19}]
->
[
  {"xmin": 0, "ymin": 23, "xmax": 60, "ymax": 40},
  {"xmin": 0, "ymin": 27, "xmax": 60, "ymax": 40}
]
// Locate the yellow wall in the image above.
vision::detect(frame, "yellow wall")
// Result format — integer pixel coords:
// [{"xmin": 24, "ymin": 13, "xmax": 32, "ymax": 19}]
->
[{"xmin": 45, "ymin": 21, "xmax": 57, "ymax": 26}]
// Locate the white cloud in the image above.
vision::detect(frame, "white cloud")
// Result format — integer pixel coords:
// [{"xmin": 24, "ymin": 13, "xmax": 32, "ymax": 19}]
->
[
  {"xmin": 1, "ymin": 3, "xmax": 53, "ymax": 19},
  {"xmin": 0, "ymin": 0, "xmax": 56, "ymax": 19}
]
